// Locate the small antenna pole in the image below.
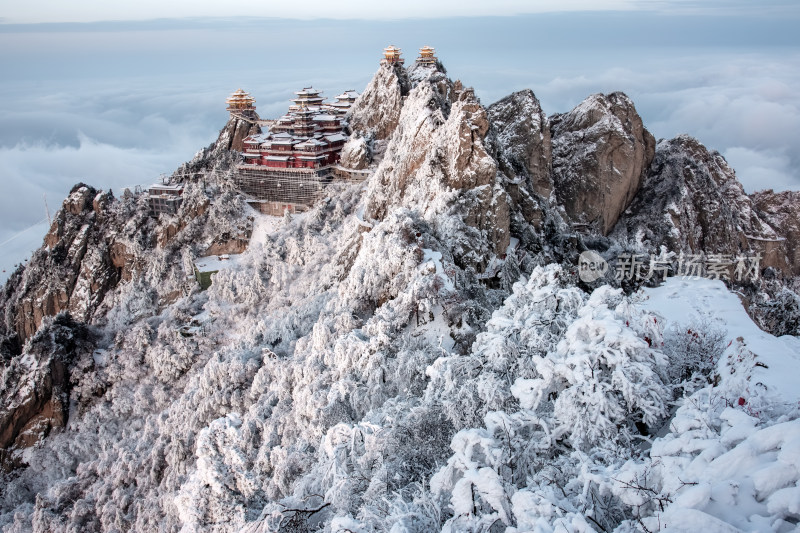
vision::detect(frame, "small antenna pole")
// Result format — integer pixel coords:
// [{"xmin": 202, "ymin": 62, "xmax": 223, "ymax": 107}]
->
[{"xmin": 44, "ymin": 194, "xmax": 51, "ymax": 226}]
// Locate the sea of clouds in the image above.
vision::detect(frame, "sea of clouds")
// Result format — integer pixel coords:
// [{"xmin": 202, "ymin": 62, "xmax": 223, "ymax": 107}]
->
[{"xmin": 0, "ymin": 14, "xmax": 798, "ymax": 282}]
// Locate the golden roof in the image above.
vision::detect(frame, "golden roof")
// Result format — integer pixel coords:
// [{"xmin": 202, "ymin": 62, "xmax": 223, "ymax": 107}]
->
[
  {"xmin": 383, "ymin": 45, "xmax": 402, "ymax": 58},
  {"xmin": 226, "ymin": 88, "xmax": 256, "ymax": 107}
]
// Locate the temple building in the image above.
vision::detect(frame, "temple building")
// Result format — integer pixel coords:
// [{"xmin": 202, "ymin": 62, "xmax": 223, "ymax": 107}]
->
[
  {"xmin": 325, "ymin": 90, "xmax": 360, "ymax": 115},
  {"xmin": 417, "ymin": 45, "xmax": 437, "ymax": 65},
  {"xmin": 288, "ymin": 87, "xmax": 325, "ymax": 112},
  {"xmin": 226, "ymin": 88, "xmax": 257, "ymax": 119},
  {"xmin": 147, "ymin": 184, "xmax": 184, "ymax": 216},
  {"xmin": 234, "ymin": 87, "xmax": 355, "ymax": 215},
  {"xmin": 381, "ymin": 45, "xmax": 404, "ymax": 65}
]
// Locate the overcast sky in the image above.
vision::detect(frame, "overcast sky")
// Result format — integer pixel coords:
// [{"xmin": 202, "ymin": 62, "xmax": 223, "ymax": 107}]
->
[
  {"xmin": 0, "ymin": 5, "xmax": 798, "ymax": 282},
  {"xmin": 2, "ymin": 0, "xmax": 800, "ymax": 23}
]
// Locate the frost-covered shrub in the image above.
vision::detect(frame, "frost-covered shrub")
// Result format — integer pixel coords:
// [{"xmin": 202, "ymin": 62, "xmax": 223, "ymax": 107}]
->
[
  {"xmin": 662, "ymin": 318, "xmax": 727, "ymax": 392},
  {"xmin": 430, "ymin": 274, "xmax": 674, "ymax": 532},
  {"xmin": 205, "ymin": 257, "xmax": 269, "ymax": 309},
  {"xmin": 145, "ymin": 337, "xmax": 195, "ymax": 382},
  {"xmin": 749, "ymin": 283, "xmax": 800, "ymax": 337},
  {"xmin": 514, "ymin": 285, "xmax": 671, "ymax": 451},
  {"xmin": 359, "ymin": 483, "xmax": 441, "ymax": 533},
  {"xmin": 428, "ymin": 264, "xmax": 584, "ymax": 430},
  {"xmin": 612, "ymin": 393, "xmax": 800, "ymax": 532},
  {"xmin": 382, "ymin": 404, "xmax": 455, "ymax": 492},
  {"xmin": 338, "ymin": 209, "xmax": 425, "ymax": 314},
  {"xmin": 174, "ymin": 413, "xmax": 264, "ymax": 531}
]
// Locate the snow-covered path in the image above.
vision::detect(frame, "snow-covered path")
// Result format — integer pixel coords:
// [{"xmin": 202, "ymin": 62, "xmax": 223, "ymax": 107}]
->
[{"xmin": 643, "ymin": 277, "xmax": 800, "ymax": 406}]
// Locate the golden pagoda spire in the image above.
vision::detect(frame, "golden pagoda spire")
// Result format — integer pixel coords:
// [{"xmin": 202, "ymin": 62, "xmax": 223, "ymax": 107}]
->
[
  {"xmin": 381, "ymin": 45, "xmax": 404, "ymax": 65},
  {"xmin": 226, "ymin": 88, "xmax": 256, "ymax": 112},
  {"xmin": 417, "ymin": 45, "xmax": 436, "ymax": 65}
]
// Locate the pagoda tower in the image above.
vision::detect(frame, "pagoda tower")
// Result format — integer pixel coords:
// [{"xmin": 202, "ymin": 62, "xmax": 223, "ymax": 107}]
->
[
  {"xmin": 226, "ymin": 89, "xmax": 256, "ymax": 118},
  {"xmin": 293, "ymin": 104, "xmax": 316, "ymax": 137},
  {"xmin": 417, "ymin": 45, "xmax": 436, "ymax": 65},
  {"xmin": 381, "ymin": 45, "xmax": 404, "ymax": 65},
  {"xmin": 290, "ymin": 87, "xmax": 325, "ymax": 111}
]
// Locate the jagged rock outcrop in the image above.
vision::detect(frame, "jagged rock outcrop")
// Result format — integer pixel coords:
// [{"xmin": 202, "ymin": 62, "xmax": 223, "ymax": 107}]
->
[
  {"xmin": 347, "ymin": 63, "xmax": 410, "ymax": 140},
  {"xmin": 0, "ymin": 107, "xmax": 257, "ymax": 355},
  {"xmin": 551, "ymin": 92, "xmax": 655, "ymax": 235},
  {"xmin": 363, "ymin": 67, "xmax": 510, "ymax": 267},
  {"xmin": 0, "ymin": 185, "xmax": 147, "ymax": 347},
  {"xmin": 488, "ymin": 89, "xmax": 553, "ymax": 199},
  {"xmin": 0, "ymin": 313, "xmax": 93, "ymax": 471},
  {"xmin": 611, "ymin": 135, "xmax": 786, "ymax": 270},
  {"xmin": 339, "ymin": 137, "xmax": 370, "ymax": 170},
  {"xmin": 214, "ymin": 114, "xmax": 261, "ymax": 153},
  {"xmin": 752, "ymin": 189, "xmax": 800, "ymax": 276}
]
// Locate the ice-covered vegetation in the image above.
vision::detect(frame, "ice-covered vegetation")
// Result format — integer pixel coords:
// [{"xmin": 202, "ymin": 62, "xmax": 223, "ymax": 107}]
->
[{"xmin": 3, "ymin": 195, "xmax": 798, "ymax": 532}]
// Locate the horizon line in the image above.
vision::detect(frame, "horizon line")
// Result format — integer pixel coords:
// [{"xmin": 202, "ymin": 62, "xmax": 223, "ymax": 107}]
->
[{"xmin": 2, "ymin": 6, "xmax": 799, "ymax": 28}]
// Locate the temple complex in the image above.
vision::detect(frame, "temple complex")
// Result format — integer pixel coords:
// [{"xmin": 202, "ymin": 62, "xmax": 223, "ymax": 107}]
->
[
  {"xmin": 234, "ymin": 87, "xmax": 357, "ymax": 215},
  {"xmin": 417, "ymin": 46, "xmax": 436, "ymax": 65},
  {"xmin": 381, "ymin": 45, "xmax": 404, "ymax": 65},
  {"xmin": 229, "ymin": 44, "xmax": 440, "ymax": 215}
]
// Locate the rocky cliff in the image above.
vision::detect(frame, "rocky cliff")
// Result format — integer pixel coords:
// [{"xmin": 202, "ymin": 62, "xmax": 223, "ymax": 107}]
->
[
  {"xmin": 347, "ymin": 62, "xmax": 409, "ymax": 141},
  {"xmin": 752, "ymin": 189, "xmax": 800, "ymax": 277},
  {"xmin": 0, "ymin": 112, "xmax": 259, "ymax": 345},
  {"xmin": 487, "ymin": 89, "xmax": 553, "ymax": 199},
  {"xmin": 550, "ymin": 92, "xmax": 655, "ymax": 235},
  {"xmin": 0, "ymin": 314, "xmax": 93, "ymax": 471},
  {"xmin": 214, "ymin": 114, "xmax": 262, "ymax": 154},
  {"xmin": 0, "ymin": 117, "xmax": 256, "ymax": 471},
  {"xmin": 362, "ymin": 64, "xmax": 515, "ymax": 267},
  {"xmin": 485, "ymin": 90, "xmax": 798, "ymax": 282},
  {"xmin": 611, "ymin": 135, "xmax": 786, "ymax": 271},
  {"xmin": 0, "ymin": 184, "xmax": 149, "ymax": 354}
]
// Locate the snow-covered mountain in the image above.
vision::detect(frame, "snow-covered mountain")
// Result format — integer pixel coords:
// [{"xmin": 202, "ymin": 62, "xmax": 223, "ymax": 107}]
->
[{"xmin": 1, "ymin": 59, "xmax": 799, "ymax": 532}]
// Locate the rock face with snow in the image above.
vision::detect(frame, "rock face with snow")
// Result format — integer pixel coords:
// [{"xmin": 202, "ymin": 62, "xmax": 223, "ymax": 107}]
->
[
  {"xmin": 488, "ymin": 89, "xmax": 553, "ymax": 199},
  {"xmin": 0, "ymin": 185, "xmax": 138, "ymax": 348},
  {"xmin": 551, "ymin": 92, "xmax": 655, "ymax": 235},
  {"xmin": 0, "ymin": 113, "xmax": 259, "ymax": 346},
  {"xmin": 347, "ymin": 63, "xmax": 409, "ymax": 140},
  {"xmin": 339, "ymin": 136, "xmax": 370, "ymax": 170},
  {"xmin": 612, "ymin": 135, "xmax": 788, "ymax": 271},
  {"xmin": 752, "ymin": 189, "xmax": 800, "ymax": 276},
  {"xmin": 214, "ymin": 115, "xmax": 261, "ymax": 154},
  {"xmin": 363, "ymin": 66, "xmax": 511, "ymax": 266},
  {"xmin": 0, "ymin": 314, "xmax": 93, "ymax": 471}
]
